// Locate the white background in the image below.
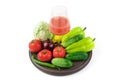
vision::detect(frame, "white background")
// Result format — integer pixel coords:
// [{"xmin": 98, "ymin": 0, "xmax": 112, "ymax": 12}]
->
[{"xmin": 0, "ymin": 0, "xmax": 120, "ymax": 82}]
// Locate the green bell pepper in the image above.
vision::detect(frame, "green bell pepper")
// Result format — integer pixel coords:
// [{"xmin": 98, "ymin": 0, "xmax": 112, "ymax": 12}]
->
[
  {"xmin": 65, "ymin": 37, "xmax": 95, "ymax": 53},
  {"xmin": 31, "ymin": 55, "xmax": 59, "ymax": 69}
]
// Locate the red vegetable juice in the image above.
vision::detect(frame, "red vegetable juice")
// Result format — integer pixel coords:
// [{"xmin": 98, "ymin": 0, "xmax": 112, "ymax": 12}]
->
[{"xmin": 49, "ymin": 16, "xmax": 70, "ymax": 35}]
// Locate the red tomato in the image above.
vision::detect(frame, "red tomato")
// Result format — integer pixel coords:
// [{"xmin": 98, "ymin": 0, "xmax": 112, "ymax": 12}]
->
[
  {"xmin": 53, "ymin": 46, "xmax": 66, "ymax": 58},
  {"xmin": 29, "ymin": 39, "xmax": 41, "ymax": 52},
  {"xmin": 37, "ymin": 49, "xmax": 52, "ymax": 62}
]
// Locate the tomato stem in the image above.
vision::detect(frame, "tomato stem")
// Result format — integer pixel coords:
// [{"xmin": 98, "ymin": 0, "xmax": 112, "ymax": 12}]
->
[
  {"xmin": 57, "ymin": 48, "xmax": 60, "ymax": 52},
  {"xmin": 42, "ymin": 50, "xmax": 47, "ymax": 54},
  {"xmin": 31, "ymin": 40, "xmax": 34, "ymax": 43}
]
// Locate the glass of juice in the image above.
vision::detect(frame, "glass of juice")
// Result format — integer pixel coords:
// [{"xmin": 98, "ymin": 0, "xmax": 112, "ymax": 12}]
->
[{"xmin": 49, "ymin": 6, "xmax": 70, "ymax": 35}]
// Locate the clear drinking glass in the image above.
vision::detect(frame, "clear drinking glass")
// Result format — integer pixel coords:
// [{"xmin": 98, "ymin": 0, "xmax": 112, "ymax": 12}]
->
[{"xmin": 49, "ymin": 6, "xmax": 70, "ymax": 35}]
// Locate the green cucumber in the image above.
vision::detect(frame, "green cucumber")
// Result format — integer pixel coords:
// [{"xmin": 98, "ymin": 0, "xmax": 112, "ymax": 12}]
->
[
  {"xmin": 51, "ymin": 58, "xmax": 72, "ymax": 68},
  {"xmin": 65, "ymin": 52, "xmax": 88, "ymax": 61},
  {"xmin": 62, "ymin": 27, "xmax": 85, "ymax": 43},
  {"xmin": 61, "ymin": 34, "xmax": 84, "ymax": 47}
]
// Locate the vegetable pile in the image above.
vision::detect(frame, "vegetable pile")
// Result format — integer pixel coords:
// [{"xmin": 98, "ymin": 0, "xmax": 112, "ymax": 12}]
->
[{"xmin": 29, "ymin": 21, "xmax": 95, "ymax": 69}]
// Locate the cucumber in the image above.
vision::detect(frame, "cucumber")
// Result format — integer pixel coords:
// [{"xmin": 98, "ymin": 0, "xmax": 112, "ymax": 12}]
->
[
  {"xmin": 65, "ymin": 52, "xmax": 88, "ymax": 61},
  {"xmin": 51, "ymin": 58, "xmax": 72, "ymax": 68},
  {"xmin": 61, "ymin": 34, "xmax": 84, "ymax": 47}
]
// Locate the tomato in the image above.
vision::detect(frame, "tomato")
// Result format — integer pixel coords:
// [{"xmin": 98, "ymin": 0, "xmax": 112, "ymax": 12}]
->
[
  {"xmin": 53, "ymin": 46, "xmax": 66, "ymax": 58},
  {"xmin": 29, "ymin": 39, "xmax": 41, "ymax": 52},
  {"xmin": 37, "ymin": 49, "xmax": 52, "ymax": 62}
]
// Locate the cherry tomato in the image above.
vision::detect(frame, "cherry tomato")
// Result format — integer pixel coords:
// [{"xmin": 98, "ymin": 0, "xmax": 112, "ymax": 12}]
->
[
  {"xmin": 37, "ymin": 49, "xmax": 52, "ymax": 62},
  {"xmin": 29, "ymin": 39, "xmax": 41, "ymax": 52},
  {"xmin": 53, "ymin": 46, "xmax": 66, "ymax": 58}
]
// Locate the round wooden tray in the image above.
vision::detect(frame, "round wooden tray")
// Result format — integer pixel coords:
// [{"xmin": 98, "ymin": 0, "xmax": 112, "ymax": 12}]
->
[{"xmin": 29, "ymin": 51, "xmax": 92, "ymax": 76}]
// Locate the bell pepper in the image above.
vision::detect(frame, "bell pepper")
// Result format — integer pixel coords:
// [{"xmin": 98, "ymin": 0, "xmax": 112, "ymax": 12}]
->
[
  {"xmin": 65, "ymin": 37, "xmax": 95, "ymax": 53},
  {"xmin": 52, "ymin": 35, "xmax": 63, "ymax": 43}
]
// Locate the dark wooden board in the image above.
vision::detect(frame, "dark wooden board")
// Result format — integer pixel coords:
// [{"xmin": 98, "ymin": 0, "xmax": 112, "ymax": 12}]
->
[{"xmin": 29, "ymin": 51, "xmax": 92, "ymax": 76}]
